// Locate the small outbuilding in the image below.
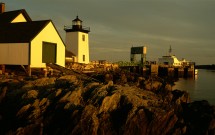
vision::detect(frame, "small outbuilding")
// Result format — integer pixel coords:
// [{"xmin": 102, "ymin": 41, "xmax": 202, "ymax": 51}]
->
[{"xmin": 0, "ymin": 3, "xmax": 65, "ymax": 75}]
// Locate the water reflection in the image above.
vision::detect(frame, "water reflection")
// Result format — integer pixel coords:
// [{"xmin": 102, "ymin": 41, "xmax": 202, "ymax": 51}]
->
[
  {"xmin": 194, "ymin": 74, "xmax": 198, "ymax": 80},
  {"xmin": 173, "ymin": 69, "xmax": 215, "ymax": 105}
]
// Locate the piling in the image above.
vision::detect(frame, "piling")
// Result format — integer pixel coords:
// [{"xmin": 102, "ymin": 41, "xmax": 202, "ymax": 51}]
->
[
  {"xmin": 178, "ymin": 68, "xmax": 184, "ymax": 77},
  {"xmin": 187, "ymin": 68, "xmax": 194, "ymax": 77},
  {"xmin": 151, "ymin": 64, "xmax": 158, "ymax": 75},
  {"xmin": 168, "ymin": 68, "xmax": 174, "ymax": 77},
  {"xmin": 158, "ymin": 66, "xmax": 168, "ymax": 77}
]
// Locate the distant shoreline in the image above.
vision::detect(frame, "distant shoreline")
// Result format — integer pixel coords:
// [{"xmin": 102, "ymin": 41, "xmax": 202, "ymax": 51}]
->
[{"xmin": 195, "ymin": 64, "xmax": 215, "ymax": 70}]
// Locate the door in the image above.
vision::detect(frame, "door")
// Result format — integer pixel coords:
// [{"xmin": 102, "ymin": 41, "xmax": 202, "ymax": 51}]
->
[{"xmin": 42, "ymin": 42, "xmax": 57, "ymax": 63}]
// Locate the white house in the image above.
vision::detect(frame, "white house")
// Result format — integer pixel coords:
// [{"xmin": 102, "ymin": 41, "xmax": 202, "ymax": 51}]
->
[
  {"xmin": 0, "ymin": 3, "xmax": 65, "ymax": 75},
  {"xmin": 64, "ymin": 16, "xmax": 90, "ymax": 64}
]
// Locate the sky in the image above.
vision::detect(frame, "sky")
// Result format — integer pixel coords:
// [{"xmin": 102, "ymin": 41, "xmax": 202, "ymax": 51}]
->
[{"xmin": 2, "ymin": 0, "xmax": 215, "ymax": 65}]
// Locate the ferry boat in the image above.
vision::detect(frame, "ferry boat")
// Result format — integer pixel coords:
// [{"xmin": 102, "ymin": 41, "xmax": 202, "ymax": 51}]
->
[
  {"xmin": 158, "ymin": 46, "xmax": 194, "ymax": 68},
  {"xmin": 158, "ymin": 46, "xmax": 182, "ymax": 67}
]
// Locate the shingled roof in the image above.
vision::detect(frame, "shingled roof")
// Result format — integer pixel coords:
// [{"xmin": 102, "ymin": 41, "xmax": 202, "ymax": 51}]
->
[
  {"xmin": 0, "ymin": 9, "xmax": 32, "ymax": 24},
  {"xmin": 0, "ymin": 20, "xmax": 50, "ymax": 43}
]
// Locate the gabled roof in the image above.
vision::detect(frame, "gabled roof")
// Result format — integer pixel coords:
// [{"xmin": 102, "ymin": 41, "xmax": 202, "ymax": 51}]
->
[
  {"xmin": 0, "ymin": 9, "xmax": 32, "ymax": 24},
  {"xmin": 0, "ymin": 20, "xmax": 50, "ymax": 43}
]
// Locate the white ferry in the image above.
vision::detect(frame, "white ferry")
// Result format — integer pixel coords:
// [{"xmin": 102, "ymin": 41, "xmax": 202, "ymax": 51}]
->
[{"xmin": 158, "ymin": 46, "xmax": 192, "ymax": 67}]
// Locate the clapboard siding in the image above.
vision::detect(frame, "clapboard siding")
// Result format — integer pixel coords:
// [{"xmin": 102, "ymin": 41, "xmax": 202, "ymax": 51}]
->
[{"xmin": 0, "ymin": 43, "xmax": 29, "ymax": 65}]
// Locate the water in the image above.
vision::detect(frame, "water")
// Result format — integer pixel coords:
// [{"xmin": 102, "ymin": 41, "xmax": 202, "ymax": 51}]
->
[{"xmin": 173, "ymin": 69, "xmax": 215, "ymax": 105}]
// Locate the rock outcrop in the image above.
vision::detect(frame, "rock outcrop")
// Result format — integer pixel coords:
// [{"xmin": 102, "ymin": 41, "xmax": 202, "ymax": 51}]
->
[{"xmin": 0, "ymin": 72, "xmax": 214, "ymax": 135}]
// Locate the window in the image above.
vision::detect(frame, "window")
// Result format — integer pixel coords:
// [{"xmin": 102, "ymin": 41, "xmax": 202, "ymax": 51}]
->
[
  {"xmin": 83, "ymin": 55, "xmax": 85, "ymax": 62},
  {"xmin": 82, "ymin": 34, "xmax": 85, "ymax": 41}
]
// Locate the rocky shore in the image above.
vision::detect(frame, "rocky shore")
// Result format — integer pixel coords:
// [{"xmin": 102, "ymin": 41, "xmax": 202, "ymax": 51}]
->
[{"xmin": 0, "ymin": 70, "xmax": 215, "ymax": 135}]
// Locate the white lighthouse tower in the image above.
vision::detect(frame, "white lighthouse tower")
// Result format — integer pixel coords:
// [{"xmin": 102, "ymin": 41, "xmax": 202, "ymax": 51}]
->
[{"xmin": 64, "ymin": 16, "xmax": 90, "ymax": 64}]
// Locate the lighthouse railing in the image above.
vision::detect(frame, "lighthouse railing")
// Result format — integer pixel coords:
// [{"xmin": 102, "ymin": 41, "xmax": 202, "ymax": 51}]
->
[{"xmin": 64, "ymin": 25, "xmax": 90, "ymax": 31}]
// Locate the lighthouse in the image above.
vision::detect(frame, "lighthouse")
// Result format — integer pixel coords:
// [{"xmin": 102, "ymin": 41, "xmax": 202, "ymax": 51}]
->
[{"xmin": 64, "ymin": 16, "xmax": 90, "ymax": 64}]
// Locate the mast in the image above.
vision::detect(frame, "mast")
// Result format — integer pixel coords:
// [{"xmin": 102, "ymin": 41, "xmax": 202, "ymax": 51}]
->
[{"xmin": 169, "ymin": 45, "xmax": 172, "ymax": 56}]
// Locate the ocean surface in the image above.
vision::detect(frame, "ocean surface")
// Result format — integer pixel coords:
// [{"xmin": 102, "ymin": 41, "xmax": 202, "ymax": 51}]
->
[{"xmin": 173, "ymin": 69, "xmax": 215, "ymax": 105}]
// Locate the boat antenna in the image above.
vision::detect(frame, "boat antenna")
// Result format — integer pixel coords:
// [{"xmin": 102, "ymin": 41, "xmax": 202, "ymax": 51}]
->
[{"xmin": 169, "ymin": 45, "xmax": 172, "ymax": 56}]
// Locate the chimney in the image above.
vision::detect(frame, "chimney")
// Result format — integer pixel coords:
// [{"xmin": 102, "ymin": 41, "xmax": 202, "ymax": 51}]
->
[{"xmin": 0, "ymin": 3, "xmax": 5, "ymax": 13}]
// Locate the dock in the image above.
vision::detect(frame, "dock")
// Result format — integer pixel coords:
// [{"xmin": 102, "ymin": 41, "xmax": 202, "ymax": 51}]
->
[
  {"xmin": 118, "ymin": 45, "xmax": 197, "ymax": 78},
  {"xmin": 119, "ymin": 63, "xmax": 196, "ymax": 78}
]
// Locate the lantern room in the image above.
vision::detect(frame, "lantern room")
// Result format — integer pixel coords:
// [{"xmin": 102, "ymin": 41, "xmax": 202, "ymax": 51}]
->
[{"xmin": 72, "ymin": 16, "xmax": 82, "ymax": 30}]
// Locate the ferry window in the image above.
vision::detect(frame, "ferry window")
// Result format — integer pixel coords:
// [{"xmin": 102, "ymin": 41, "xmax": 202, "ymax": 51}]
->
[
  {"xmin": 82, "ymin": 35, "xmax": 85, "ymax": 41},
  {"xmin": 83, "ymin": 55, "xmax": 85, "ymax": 61}
]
